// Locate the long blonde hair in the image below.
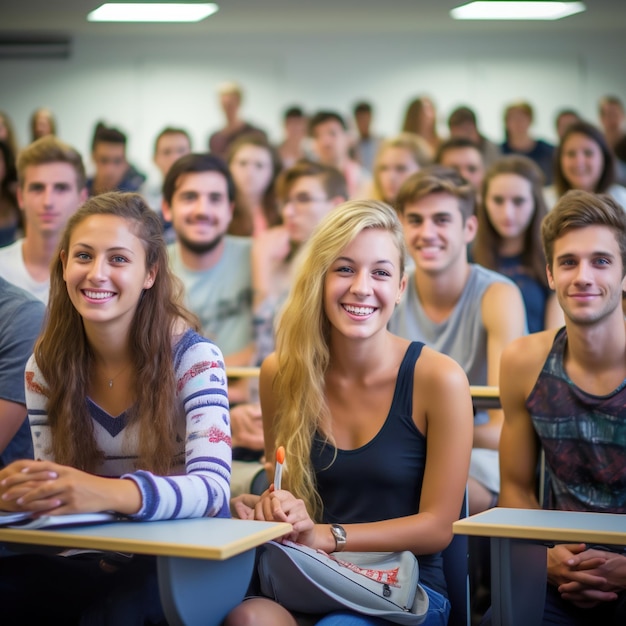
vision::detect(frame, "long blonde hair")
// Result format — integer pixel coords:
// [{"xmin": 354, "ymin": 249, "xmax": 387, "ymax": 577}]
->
[
  {"xmin": 35, "ymin": 192, "xmax": 199, "ymax": 473},
  {"xmin": 272, "ymin": 199, "xmax": 406, "ymax": 519}
]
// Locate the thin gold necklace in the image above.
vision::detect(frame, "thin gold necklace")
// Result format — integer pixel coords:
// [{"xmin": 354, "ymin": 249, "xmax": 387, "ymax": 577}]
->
[{"xmin": 105, "ymin": 363, "xmax": 130, "ymax": 389}]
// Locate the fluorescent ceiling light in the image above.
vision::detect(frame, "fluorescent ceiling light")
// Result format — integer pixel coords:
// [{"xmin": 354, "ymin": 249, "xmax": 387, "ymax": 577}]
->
[
  {"xmin": 451, "ymin": 2, "xmax": 586, "ymax": 20},
  {"xmin": 88, "ymin": 3, "xmax": 219, "ymax": 23}
]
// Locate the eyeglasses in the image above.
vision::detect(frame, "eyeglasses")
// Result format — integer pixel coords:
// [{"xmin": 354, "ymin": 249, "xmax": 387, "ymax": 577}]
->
[{"xmin": 281, "ymin": 193, "xmax": 328, "ymax": 210}]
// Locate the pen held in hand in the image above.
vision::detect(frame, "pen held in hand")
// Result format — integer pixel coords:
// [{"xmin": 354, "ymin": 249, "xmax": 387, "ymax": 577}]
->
[{"xmin": 274, "ymin": 446, "xmax": 285, "ymax": 491}]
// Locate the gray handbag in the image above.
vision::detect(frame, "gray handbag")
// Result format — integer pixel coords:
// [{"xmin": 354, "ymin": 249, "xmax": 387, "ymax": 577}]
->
[{"xmin": 258, "ymin": 540, "xmax": 429, "ymax": 624}]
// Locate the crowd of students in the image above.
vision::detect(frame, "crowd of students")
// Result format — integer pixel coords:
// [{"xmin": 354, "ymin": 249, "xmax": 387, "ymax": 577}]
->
[{"xmin": 0, "ymin": 86, "xmax": 625, "ymax": 625}]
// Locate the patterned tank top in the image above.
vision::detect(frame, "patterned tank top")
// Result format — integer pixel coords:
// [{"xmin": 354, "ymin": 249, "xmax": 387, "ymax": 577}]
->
[{"xmin": 527, "ymin": 328, "xmax": 626, "ymax": 512}]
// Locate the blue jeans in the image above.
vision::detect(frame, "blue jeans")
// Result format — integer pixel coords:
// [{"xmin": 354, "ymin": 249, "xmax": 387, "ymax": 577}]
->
[{"xmin": 314, "ymin": 585, "xmax": 450, "ymax": 626}]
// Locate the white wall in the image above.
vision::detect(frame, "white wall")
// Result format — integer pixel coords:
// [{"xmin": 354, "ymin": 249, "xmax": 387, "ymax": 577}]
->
[{"xmin": 1, "ymin": 31, "xmax": 625, "ymax": 186}]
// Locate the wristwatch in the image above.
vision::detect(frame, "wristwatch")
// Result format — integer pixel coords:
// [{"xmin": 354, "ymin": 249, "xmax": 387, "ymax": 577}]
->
[{"xmin": 330, "ymin": 524, "xmax": 347, "ymax": 552}]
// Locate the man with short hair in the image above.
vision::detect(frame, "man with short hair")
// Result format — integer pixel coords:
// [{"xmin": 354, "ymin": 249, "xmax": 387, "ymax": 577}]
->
[
  {"xmin": 390, "ymin": 165, "xmax": 527, "ymax": 514},
  {"xmin": 208, "ymin": 81, "xmax": 267, "ymax": 160},
  {"xmin": 448, "ymin": 105, "xmax": 501, "ymax": 167},
  {"xmin": 87, "ymin": 122, "xmax": 146, "ymax": 196},
  {"xmin": 0, "ymin": 136, "xmax": 87, "ymax": 302},
  {"xmin": 162, "ymin": 152, "xmax": 253, "ymax": 367},
  {"xmin": 497, "ymin": 190, "xmax": 626, "ymax": 625},
  {"xmin": 309, "ymin": 110, "xmax": 371, "ymax": 199},
  {"xmin": 435, "ymin": 137, "xmax": 486, "ymax": 193},
  {"xmin": 144, "ymin": 127, "xmax": 192, "ymax": 241}
]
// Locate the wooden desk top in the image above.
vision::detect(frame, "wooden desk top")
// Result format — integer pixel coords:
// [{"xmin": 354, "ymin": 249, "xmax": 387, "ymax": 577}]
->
[
  {"xmin": 453, "ymin": 507, "xmax": 626, "ymax": 545},
  {"xmin": 0, "ymin": 517, "xmax": 292, "ymax": 560}
]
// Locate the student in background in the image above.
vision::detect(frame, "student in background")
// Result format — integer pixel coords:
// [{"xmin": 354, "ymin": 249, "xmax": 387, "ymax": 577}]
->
[
  {"xmin": 29, "ymin": 107, "xmax": 56, "ymax": 142},
  {"xmin": 545, "ymin": 121, "xmax": 626, "ymax": 210},
  {"xmin": 351, "ymin": 100, "xmax": 383, "ymax": 174},
  {"xmin": 227, "ymin": 134, "xmax": 282, "ymax": 237},
  {"xmin": 473, "ymin": 155, "xmax": 563, "ymax": 333},
  {"xmin": 276, "ymin": 106, "xmax": 309, "ymax": 169},
  {"xmin": 370, "ymin": 133, "xmax": 431, "ymax": 206},
  {"xmin": 390, "ymin": 166, "xmax": 527, "ymax": 514},
  {"xmin": 309, "ymin": 110, "xmax": 371, "ymax": 199},
  {"xmin": 228, "ymin": 200, "xmax": 473, "ymax": 626},
  {"xmin": 209, "ymin": 81, "xmax": 267, "ymax": 161},
  {"xmin": 0, "ymin": 111, "xmax": 19, "ymax": 158},
  {"xmin": 0, "ymin": 136, "xmax": 87, "ymax": 303},
  {"xmin": 87, "ymin": 122, "xmax": 146, "ymax": 197},
  {"xmin": 144, "ymin": 126, "xmax": 192, "ymax": 241},
  {"xmin": 501, "ymin": 101, "xmax": 555, "ymax": 185},
  {"xmin": 435, "ymin": 137, "xmax": 486, "ymax": 195},
  {"xmin": 0, "ymin": 192, "xmax": 231, "ymax": 624},
  {"xmin": 495, "ymin": 190, "xmax": 626, "ymax": 626},
  {"xmin": 447, "ymin": 105, "xmax": 501, "ymax": 168},
  {"xmin": 555, "ymin": 109, "xmax": 581, "ymax": 140},
  {"xmin": 0, "ymin": 140, "xmax": 20, "ymax": 247},
  {"xmin": 402, "ymin": 95, "xmax": 441, "ymax": 158}
]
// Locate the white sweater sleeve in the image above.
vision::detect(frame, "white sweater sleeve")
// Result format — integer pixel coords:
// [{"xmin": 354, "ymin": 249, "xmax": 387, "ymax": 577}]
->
[{"xmin": 123, "ymin": 335, "xmax": 232, "ymax": 520}]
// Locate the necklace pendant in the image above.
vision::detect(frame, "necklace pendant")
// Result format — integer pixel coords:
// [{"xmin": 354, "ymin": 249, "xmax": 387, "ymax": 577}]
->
[{"xmin": 108, "ymin": 379, "xmax": 113, "ymax": 388}]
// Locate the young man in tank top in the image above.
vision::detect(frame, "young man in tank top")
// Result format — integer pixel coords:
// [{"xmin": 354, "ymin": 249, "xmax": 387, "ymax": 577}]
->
[
  {"xmin": 498, "ymin": 190, "xmax": 626, "ymax": 625},
  {"xmin": 389, "ymin": 165, "xmax": 527, "ymax": 515}
]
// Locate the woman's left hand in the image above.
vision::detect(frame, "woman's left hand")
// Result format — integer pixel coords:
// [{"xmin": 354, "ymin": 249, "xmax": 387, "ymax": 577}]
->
[{"xmin": 0, "ymin": 460, "xmax": 134, "ymax": 515}]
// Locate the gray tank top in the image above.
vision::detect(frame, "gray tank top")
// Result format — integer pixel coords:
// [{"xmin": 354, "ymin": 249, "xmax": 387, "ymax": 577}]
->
[{"xmin": 389, "ymin": 264, "xmax": 517, "ymax": 424}]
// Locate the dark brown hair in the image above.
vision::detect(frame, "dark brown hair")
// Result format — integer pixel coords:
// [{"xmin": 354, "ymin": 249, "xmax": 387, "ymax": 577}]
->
[{"xmin": 474, "ymin": 155, "xmax": 548, "ymax": 286}]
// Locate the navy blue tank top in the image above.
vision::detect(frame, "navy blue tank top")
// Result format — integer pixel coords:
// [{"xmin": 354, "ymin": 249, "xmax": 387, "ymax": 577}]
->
[{"xmin": 311, "ymin": 341, "xmax": 446, "ymax": 596}]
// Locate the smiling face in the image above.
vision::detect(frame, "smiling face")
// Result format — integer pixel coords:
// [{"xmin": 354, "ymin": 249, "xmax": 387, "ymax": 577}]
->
[
  {"xmin": 62, "ymin": 214, "xmax": 156, "ymax": 331},
  {"xmin": 560, "ymin": 132, "xmax": 604, "ymax": 192},
  {"xmin": 18, "ymin": 162, "xmax": 86, "ymax": 239},
  {"xmin": 376, "ymin": 146, "xmax": 420, "ymax": 204},
  {"xmin": 324, "ymin": 228, "xmax": 406, "ymax": 342},
  {"xmin": 229, "ymin": 144, "xmax": 274, "ymax": 198},
  {"xmin": 162, "ymin": 171, "xmax": 233, "ymax": 255},
  {"xmin": 402, "ymin": 192, "xmax": 476, "ymax": 276},
  {"xmin": 485, "ymin": 173, "xmax": 535, "ymax": 248},
  {"xmin": 547, "ymin": 225, "xmax": 626, "ymax": 327}
]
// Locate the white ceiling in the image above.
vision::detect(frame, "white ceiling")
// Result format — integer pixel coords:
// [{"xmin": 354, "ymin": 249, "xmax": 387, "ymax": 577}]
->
[{"xmin": 0, "ymin": 0, "xmax": 624, "ymax": 39}]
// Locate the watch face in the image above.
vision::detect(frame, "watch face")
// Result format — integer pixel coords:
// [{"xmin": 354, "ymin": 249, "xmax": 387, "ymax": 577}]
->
[{"xmin": 331, "ymin": 524, "xmax": 346, "ymax": 543}]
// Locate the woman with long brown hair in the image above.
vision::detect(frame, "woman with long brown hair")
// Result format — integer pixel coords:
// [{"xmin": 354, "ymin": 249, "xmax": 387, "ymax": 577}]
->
[
  {"xmin": 227, "ymin": 134, "xmax": 282, "ymax": 237},
  {"xmin": 0, "ymin": 192, "xmax": 231, "ymax": 624},
  {"xmin": 473, "ymin": 155, "xmax": 562, "ymax": 332}
]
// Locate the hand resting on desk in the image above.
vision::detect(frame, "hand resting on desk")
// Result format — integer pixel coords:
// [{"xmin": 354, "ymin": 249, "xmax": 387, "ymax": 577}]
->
[
  {"xmin": 0, "ymin": 459, "xmax": 141, "ymax": 516},
  {"xmin": 548, "ymin": 543, "xmax": 626, "ymax": 608}
]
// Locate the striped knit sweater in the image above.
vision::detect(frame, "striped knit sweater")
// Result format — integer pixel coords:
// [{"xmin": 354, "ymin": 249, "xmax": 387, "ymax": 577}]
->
[{"xmin": 25, "ymin": 329, "xmax": 232, "ymax": 520}]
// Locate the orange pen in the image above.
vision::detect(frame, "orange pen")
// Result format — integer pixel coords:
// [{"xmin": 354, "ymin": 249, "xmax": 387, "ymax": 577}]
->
[{"xmin": 274, "ymin": 446, "xmax": 285, "ymax": 491}]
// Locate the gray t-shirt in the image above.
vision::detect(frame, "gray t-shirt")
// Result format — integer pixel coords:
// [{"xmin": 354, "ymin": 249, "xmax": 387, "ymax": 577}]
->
[
  {"xmin": 0, "ymin": 276, "xmax": 45, "ymax": 466},
  {"xmin": 167, "ymin": 236, "xmax": 253, "ymax": 356}
]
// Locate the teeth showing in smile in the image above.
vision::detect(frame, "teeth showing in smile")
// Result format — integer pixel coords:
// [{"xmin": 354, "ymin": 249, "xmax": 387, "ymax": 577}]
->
[
  {"xmin": 343, "ymin": 305, "xmax": 375, "ymax": 316},
  {"xmin": 84, "ymin": 290, "xmax": 114, "ymax": 300}
]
